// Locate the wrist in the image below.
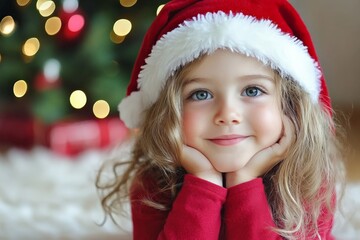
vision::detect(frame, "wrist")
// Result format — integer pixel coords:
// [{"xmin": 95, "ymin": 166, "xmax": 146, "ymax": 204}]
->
[
  {"xmin": 226, "ymin": 171, "xmax": 257, "ymax": 188},
  {"xmin": 194, "ymin": 171, "xmax": 222, "ymax": 186}
]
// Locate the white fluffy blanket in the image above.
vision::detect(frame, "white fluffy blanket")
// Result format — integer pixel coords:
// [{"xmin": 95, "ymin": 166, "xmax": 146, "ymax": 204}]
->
[{"xmin": 0, "ymin": 147, "xmax": 359, "ymax": 240}]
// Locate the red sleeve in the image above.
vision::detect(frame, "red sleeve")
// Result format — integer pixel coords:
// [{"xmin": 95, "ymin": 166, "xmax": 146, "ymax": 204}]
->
[
  {"xmin": 316, "ymin": 194, "xmax": 336, "ymax": 240},
  {"xmin": 130, "ymin": 174, "xmax": 227, "ymax": 240},
  {"xmin": 224, "ymin": 178, "xmax": 335, "ymax": 240},
  {"xmin": 224, "ymin": 178, "xmax": 281, "ymax": 239}
]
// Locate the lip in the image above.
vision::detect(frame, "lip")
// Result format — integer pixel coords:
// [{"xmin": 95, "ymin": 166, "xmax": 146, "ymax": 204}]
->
[{"xmin": 208, "ymin": 134, "xmax": 248, "ymax": 146}]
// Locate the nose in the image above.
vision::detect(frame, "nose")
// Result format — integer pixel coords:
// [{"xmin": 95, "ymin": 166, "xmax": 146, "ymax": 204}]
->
[{"xmin": 214, "ymin": 100, "xmax": 242, "ymax": 125}]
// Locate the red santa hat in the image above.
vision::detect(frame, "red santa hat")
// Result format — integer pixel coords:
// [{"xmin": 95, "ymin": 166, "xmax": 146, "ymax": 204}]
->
[{"xmin": 119, "ymin": 0, "xmax": 330, "ymax": 129}]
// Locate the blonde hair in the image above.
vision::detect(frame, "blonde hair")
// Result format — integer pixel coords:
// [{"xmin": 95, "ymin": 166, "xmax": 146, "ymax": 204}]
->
[
  {"xmin": 96, "ymin": 60, "xmax": 345, "ymax": 239},
  {"xmin": 266, "ymin": 75, "xmax": 345, "ymax": 239}
]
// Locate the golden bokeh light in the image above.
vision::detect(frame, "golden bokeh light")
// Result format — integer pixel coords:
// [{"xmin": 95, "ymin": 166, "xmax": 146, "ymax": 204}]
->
[
  {"xmin": 0, "ymin": 16, "xmax": 16, "ymax": 36},
  {"xmin": 113, "ymin": 19, "xmax": 132, "ymax": 36},
  {"xmin": 93, "ymin": 100, "xmax": 110, "ymax": 119},
  {"xmin": 36, "ymin": 0, "xmax": 48, "ymax": 10},
  {"xmin": 16, "ymin": 0, "xmax": 31, "ymax": 7},
  {"xmin": 70, "ymin": 90, "xmax": 87, "ymax": 109},
  {"xmin": 157, "ymin": 4, "xmax": 165, "ymax": 15},
  {"xmin": 38, "ymin": 1, "xmax": 56, "ymax": 17},
  {"xmin": 13, "ymin": 80, "xmax": 28, "ymax": 98},
  {"xmin": 119, "ymin": 0, "xmax": 137, "ymax": 7},
  {"xmin": 22, "ymin": 38, "xmax": 40, "ymax": 57},
  {"xmin": 45, "ymin": 17, "xmax": 62, "ymax": 35},
  {"xmin": 110, "ymin": 30, "xmax": 125, "ymax": 44},
  {"xmin": 22, "ymin": 37, "xmax": 40, "ymax": 57}
]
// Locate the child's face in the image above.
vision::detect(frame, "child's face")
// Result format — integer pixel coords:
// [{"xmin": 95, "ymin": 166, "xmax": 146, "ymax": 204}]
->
[{"xmin": 181, "ymin": 50, "xmax": 283, "ymax": 172}]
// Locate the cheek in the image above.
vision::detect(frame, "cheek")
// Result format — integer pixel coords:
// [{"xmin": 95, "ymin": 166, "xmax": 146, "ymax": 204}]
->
[
  {"xmin": 182, "ymin": 108, "xmax": 203, "ymax": 144},
  {"xmin": 250, "ymin": 105, "xmax": 283, "ymax": 143}
]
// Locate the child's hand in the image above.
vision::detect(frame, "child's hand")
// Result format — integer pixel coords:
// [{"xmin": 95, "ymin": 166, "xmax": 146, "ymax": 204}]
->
[
  {"xmin": 181, "ymin": 145, "xmax": 222, "ymax": 186},
  {"xmin": 226, "ymin": 116, "xmax": 294, "ymax": 187}
]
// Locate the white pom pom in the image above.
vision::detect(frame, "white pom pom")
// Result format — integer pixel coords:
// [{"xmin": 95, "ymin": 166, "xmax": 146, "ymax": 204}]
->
[{"xmin": 118, "ymin": 91, "xmax": 144, "ymax": 129}]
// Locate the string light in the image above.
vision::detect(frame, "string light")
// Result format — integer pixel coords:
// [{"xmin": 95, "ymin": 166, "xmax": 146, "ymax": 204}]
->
[
  {"xmin": 110, "ymin": 31, "xmax": 125, "ymax": 44},
  {"xmin": 45, "ymin": 17, "xmax": 62, "ymax": 35},
  {"xmin": 5, "ymin": 1, "xmax": 168, "ymax": 121},
  {"xmin": 22, "ymin": 37, "xmax": 40, "ymax": 57},
  {"xmin": 70, "ymin": 90, "xmax": 87, "ymax": 109},
  {"xmin": 13, "ymin": 80, "xmax": 28, "ymax": 98},
  {"xmin": 36, "ymin": 0, "xmax": 48, "ymax": 10},
  {"xmin": 93, "ymin": 100, "xmax": 110, "ymax": 119},
  {"xmin": 119, "ymin": 0, "xmax": 137, "ymax": 7},
  {"xmin": 38, "ymin": 1, "xmax": 56, "ymax": 17},
  {"xmin": 0, "ymin": 16, "xmax": 16, "ymax": 36},
  {"xmin": 113, "ymin": 19, "xmax": 132, "ymax": 36},
  {"xmin": 16, "ymin": 0, "xmax": 31, "ymax": 7}
]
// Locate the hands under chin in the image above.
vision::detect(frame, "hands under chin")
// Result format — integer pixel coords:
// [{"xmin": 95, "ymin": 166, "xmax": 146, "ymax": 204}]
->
[
  {"xmin": 181, "ymin": 116, "xmax": 294, "ymax": 188},
  {"xmin": 181, "ymin": 145, "xmax": 223, "ymax": 186}
]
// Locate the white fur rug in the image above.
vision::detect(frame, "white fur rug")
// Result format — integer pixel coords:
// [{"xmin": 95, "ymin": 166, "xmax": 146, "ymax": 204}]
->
[{"xmin": 0, "ymin": 147, "xmax": 359, "ymax": 240}]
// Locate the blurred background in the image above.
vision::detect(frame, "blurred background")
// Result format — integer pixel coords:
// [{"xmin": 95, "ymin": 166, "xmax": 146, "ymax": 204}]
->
[
  {"xmin": 291, "ymin": 0, "xmax": 360, "ymax": 182},
  {"xmin": 0, "ymin": 0, "xmax": 359, "ymax": 239},
  {"xmin": 0, "ymin": 0, "xmax": 169, "ymax": 156}
]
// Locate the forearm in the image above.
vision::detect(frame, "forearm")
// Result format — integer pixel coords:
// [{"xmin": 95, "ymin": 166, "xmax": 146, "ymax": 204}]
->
[
  {"xmin": 224, "ymin": 178, "xmax": 282, "ymax": 240},
  {"xmin": 131, "ymin": 174, "xmax": 226, "ymax": 240}
]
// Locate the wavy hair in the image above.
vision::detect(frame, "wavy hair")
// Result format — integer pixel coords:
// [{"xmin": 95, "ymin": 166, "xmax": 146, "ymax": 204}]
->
[
  {"xmin": 96, "ymin": 59, "xmax": 345, "ymax": 239},
  {"xmin": 265, "ymin": 74, "xmax": 345, "ymax": 239}
]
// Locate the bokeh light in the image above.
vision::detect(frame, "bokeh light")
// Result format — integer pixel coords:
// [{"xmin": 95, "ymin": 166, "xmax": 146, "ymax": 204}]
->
[
  {"xmin": 16, "ymin": 0, "xmax": 31, "ymax": 7},
  {"xmin": 38, "ymin": 1, "xmax": 56, "ymax": 17},
  {"xmin": 36, "ymin": 0, "xmax": 48, "ymax": 10},
  {"xmin": 63, "ymin": 0, "xmax": 79, "ymax": 13},
  {"xmin": 22, "ymin": 38, "xmax": 40, "ymax": 57},
  {"xmin": 113, "ymin": 19, "xmax": 132, "ymax": 36},
  {"xmin": 70, "ymin": 90, "xmax": 87, "ymax": 109},
  {"xmin": 120, "ymin": 0, "xmax": 137, "ymax": 7},
  {"xmin": 0, "ymin": 16, "xmax": 16, "ymax": 36},
  {"xmin": 110, "ymin": 31, "xmax": 125, "ymax": 44},
  {"xmin": 44, "ymin": 59, "xmax": 61, "ymax": 82},
  {"xmin": 93, "ymin": 100, "xmax": 110, "ymax": 119},
  {"xmin": 13, "ymin": 80, "xmax": 28, "ymax": 98},
  {"xmin": 67, "ymin": 14, "xmax": 85, "ymax": 32},
  {"xmin": 45, "ymin": 17, "xmax": 62, "ymax": 35}
]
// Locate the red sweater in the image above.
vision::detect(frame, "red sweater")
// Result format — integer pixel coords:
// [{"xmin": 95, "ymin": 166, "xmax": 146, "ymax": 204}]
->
[{"xmin": 130, "ymin": 174, "xmax": 334, "ymax": 239}]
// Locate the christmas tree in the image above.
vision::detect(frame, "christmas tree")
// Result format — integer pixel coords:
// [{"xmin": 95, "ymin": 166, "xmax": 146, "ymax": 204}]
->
[{"xmin": 0, "ymin": 0, "xmax": 168, "ymax": 153}]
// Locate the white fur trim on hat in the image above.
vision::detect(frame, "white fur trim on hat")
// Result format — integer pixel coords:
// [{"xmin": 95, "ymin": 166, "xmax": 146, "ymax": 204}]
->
[{"xmin": 119, "ymin": 11, "xmax": 322, "ymax": 128}]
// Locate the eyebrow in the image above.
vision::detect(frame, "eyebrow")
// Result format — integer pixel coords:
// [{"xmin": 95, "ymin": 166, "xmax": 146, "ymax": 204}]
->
[
  {"xmin": 183, "ymin": 74, "xmax": 275, "ymax": 86},
  {"xmin": 239, "ymin": 74, "xmax": 275, "ymax": 82}
]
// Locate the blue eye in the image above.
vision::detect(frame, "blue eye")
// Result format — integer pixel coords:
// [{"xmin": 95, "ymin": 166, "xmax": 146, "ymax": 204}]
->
[
  {"xmin": 243, "ymin": 87, "xmax": 263, "ymax": 97},
  {"xmin": 191, "ymin": 90, "xmax": 212, "ymax": 101}
]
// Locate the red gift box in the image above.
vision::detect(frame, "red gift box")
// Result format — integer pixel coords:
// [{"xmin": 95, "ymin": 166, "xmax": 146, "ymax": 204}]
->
[
  {"xmin": 0, "ymin": 114, "xmax": 129, "ymax": 156},
  {"xmin": 45, "ymin": 118, "xmax": 130, "ymax": 156}
]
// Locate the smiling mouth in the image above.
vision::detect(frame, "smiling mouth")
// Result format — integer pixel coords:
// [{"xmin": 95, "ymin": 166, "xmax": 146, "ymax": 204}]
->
[{"xmin": 208, "ymin": 135, "xmax": 248, "ymax": 146}]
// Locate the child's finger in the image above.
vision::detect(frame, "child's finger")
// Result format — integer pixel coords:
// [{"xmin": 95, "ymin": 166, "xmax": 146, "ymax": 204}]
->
[
  {"xmin": 272, "ymin": 115, "xmax": 295, "ymax": 160},
  {"xmin": 248, "ymin": 116, "xmax": 295, "ymax": 175}
]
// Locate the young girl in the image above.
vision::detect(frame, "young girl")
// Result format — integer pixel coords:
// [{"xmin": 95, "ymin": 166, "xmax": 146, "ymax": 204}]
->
[{"xmin": 96, "ymin": 0, "xmax": 345, "ymax": 239}]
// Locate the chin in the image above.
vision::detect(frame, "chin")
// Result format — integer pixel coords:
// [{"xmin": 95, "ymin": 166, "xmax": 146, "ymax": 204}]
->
[{"xmin": 211, "ymin": 158, "xmax": 249, "ymax": 173}]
